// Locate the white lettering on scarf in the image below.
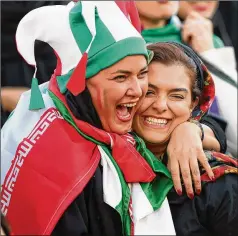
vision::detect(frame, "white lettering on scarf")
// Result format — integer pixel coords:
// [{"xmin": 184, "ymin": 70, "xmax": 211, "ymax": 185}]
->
[{"xmin": 1, "ymin": 109, "xmax": 63, "ymax": 216}]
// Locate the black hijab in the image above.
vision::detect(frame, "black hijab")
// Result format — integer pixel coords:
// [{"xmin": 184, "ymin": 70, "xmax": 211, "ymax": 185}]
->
[{"xmin": 65, "ymin": 88, "xmax": 103, "ymax": 129}]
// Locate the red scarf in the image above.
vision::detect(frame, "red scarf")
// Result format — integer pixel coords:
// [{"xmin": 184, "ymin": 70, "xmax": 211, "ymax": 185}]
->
[{"xmin": 49, "ymin": 68, "xmax": 156, "ymax": 183}]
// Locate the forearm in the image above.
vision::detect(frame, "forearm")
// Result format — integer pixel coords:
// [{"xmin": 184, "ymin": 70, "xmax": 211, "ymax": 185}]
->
[
  {"xmin": 200, "ymin": 115, "xmax": 227, "ymax": 153},
  {"xmin": 189, "ymin": 119, "xmax": 221, "ymax": 152},
  {"xmin": 202, "ymin": 124, "xmax": 220, "ymax": 152}
]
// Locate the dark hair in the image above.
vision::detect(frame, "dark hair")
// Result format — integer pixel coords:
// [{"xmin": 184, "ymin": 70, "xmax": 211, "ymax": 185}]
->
[{"xmin": 147, "ymin": 42, "xmax": 201, "ymax": 100}]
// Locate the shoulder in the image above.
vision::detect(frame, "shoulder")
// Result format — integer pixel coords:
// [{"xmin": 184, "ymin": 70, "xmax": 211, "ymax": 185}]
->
[
  {"xmin": 1, "ymin": 95, "xmax": 100, "ymax": 234},
  {"xmin": 1, "ymin": 85, "xmax": 99, "ymax": 185}
]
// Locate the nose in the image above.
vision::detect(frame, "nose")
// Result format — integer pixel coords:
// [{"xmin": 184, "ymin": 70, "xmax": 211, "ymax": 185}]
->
[
  {"xmin": 152, "ymin": 95, "xmax": 168, "ymax": 113},
  {"xmin": 126, "ymin": 77, "xmax": 143, "ymax": 98}
]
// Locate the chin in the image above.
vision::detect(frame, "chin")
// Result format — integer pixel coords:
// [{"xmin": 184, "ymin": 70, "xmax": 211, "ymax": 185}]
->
[
  {"xmin": 143, "ymin": 133, "xmax": 170, "ymax": 145},
  {"xmin": 109, "ymin": 124, "xmax": 132, "ymax": 135},
  {"xmin": 146, "ymin": 138, "xmax": 166, "ymax": 145},
  {"xmin": 114, "ymin": 129, "xmax": 130, "ymax": 135}
]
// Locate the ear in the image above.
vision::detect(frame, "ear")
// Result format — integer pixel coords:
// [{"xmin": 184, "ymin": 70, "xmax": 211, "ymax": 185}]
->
[{"xmin": 191, "ymin": 97, "xmax": 199, "ymax": 111}]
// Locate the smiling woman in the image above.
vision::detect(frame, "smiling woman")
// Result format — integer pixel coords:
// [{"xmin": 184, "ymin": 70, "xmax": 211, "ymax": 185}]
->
[
  {"xmin": 87, "ymin": 55, "xmax": 148, "ymax": 135},
  {"xmin": 133, "ymin": 42, "xmax": 238, "ymax": 236},
  {"xmin": 133, "ymin": 44, "xmax": 200, "ymax": 147},
  {"xmin": 136, "ymin": 0, "xmax": 237, "ymax": 155}
]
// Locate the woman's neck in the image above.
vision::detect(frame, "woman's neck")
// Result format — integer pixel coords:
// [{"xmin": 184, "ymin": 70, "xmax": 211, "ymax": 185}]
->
[
  {"xmin": 146, "ymin": 142, "xmax": 168, "ymax": 158},
  {"xmin": 140, "ymin": 17, "xmax": 167, "ymax": 29}
]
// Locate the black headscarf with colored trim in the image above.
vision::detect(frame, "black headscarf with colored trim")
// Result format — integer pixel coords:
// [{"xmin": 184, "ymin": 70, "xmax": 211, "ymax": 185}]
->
[
  {"xmin": 159, "ymin": 42, "xmax": 215, "ymax": 121},
  {"xmin": 148, "ymin": 42, "xmax": 237, "ymax": 182},
  {"xmin": 65, "ymin": 88, "xmax": 103, "ymax": 129}
]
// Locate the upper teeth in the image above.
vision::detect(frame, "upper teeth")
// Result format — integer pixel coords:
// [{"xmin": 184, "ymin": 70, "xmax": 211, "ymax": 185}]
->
[
  {"xmin": 122, "ymin": 103, "xmax": 137, "ymax": 107},
  {"xmin": 146, "ymin": 117, "xmax": 168, "ymax": 124}
]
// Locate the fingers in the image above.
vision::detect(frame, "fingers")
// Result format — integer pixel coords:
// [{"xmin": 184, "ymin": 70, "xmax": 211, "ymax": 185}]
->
[
  {"xmin": 189, "ymin": 156, "xmax": 201, "ymax": 195},
  {"xmin": 187, "ymin": 10, "xmax": 203, "ymax": 20},
  {"xmin": 181, "ymin": 20, "xmax": 214, "ymax": 52},
  {"xmin": 180, "ymin": 162, "xmax": 194, "ymax": 199},
  {"xmin": 183, "ymin": 16, "xmax": 212, "ymax": 34},
  {"xmin": 198, "ymin": 151, "xmax": 215, "ymax": 181},
  {"xmin": 168, "ymin": 159, "xmax": 182, "ymax": 196},
  {"xmin": 182, "ymin": 19, "xmax": 201, "ymax": 43}
]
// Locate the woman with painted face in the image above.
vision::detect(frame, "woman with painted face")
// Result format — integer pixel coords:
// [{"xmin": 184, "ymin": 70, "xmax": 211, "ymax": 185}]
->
[
  {"xmin": 136, "ymin": 1, "xmax": 237, "ymax": 156},
  {"xmin": 133, "ymin": 42, "xmax": 238, "ymax": 236}
]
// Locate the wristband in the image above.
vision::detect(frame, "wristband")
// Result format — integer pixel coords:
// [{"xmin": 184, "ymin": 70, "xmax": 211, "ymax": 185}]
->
[{"xmin": 189, "ymin": 119, "xmax": 204, "ymax": 141}]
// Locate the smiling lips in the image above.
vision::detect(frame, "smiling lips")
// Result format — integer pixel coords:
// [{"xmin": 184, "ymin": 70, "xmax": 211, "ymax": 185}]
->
[
  {"xmin": 193, "ymin": 5, "xmax": 208, "ymax": 12},
  {"xmin": 116, "ymin": 102, "xmax": 137, "ymax": 121},
  {"xmin": 144, "ymin": 117, "xmax": 170, "ymax": 129}
]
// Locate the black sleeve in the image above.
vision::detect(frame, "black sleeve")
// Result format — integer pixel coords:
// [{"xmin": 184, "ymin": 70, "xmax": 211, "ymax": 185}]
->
[
  {"xmin": 51, "ymin": 191, "xmax": 89, "ymax": 236},
  {"xmin": 200, "ymin": 114, "xmax": 227, "ymax": 153},
  {"xmin": 207, "ymin": 174, "xmax": 238, "ymax": 236},
  {"xmin": 168, "ymin": 174, "xmax": 238, "ymax": 236}
]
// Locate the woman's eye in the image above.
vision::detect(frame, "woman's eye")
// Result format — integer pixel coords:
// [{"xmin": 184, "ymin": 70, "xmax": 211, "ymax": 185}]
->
[
  {"xmin": 113, "ymin": 75, "xmax": 127, "ymax": 82},
  {"xmin": 146, "ymin": 90, "xmax": 155, "ymax": 96},
  {"xmin": 138, "ymin": 70, "xmax": 148, "ymax": 79},
  {"xmin": 171, "ymin": 94, "xmax": 184, "ymax": 99}
]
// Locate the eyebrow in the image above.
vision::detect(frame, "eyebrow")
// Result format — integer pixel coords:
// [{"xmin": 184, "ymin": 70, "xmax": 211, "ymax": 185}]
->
[
  {"xmin": 111, "ymin": 66, "xmax": 148, "ymax": 75},
  {"xmin": 148, "ymin": 83, "xmax": 158, "ymax": 90},
  {"xmin": 170, "ymin": 88, "xmax": 188, "ymax": 93},
  {"xmin": 148, "ymin": 84, "xmax": 188, "ymax": 93}
]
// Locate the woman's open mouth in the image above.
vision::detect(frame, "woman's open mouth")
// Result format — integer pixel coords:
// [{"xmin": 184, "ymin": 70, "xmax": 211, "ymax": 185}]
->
[{"xmin": 116, "ymin": 103, "xmax": 137, "ymax": 122}]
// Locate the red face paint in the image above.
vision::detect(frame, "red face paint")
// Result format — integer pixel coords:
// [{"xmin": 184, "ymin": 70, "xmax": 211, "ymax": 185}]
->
[{"xmin": 87, "ymin": 55, "xmax": 148, "ymax": 134}]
